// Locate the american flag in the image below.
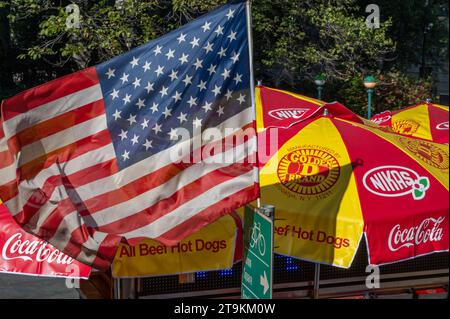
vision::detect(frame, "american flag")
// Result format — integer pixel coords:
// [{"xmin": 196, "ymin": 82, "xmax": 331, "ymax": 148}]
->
[{"xmin": 0, "ymin": 1, "xmax": 259, "ymax": 269}]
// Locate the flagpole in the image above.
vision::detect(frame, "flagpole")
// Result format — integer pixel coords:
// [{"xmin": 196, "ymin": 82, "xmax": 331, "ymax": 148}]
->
[{"xmin": 245, "ymin": 0, "xmax": 261, "ymax": 209}]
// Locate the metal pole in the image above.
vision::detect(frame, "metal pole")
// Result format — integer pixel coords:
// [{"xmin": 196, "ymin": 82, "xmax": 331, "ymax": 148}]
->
[
  {"xmin": 114, "ymin": 278, "xmax": 121, "ymax": 299},
  {"xmin": 317, "ymin": 86, "xmax": 323, "ymax": 100},
  {"xmin": 313, "ymin": 263, "xmax": 320, "ymax": 299},
  {"xmin": 367, "ymin": 88, "xmax": 373, "ymax": 119},
  {"xmin": 245, "ymin": 0, "xmax": 261, "ymax": 209}
]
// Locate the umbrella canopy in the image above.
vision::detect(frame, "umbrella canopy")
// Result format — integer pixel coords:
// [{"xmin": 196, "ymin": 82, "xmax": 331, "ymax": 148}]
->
[
  {"xmin": 257, "ymin": 98, "xmax": 449, "ymax": 268},
  {"xmin": 255, "ymin": 85, "xmax": 389, "ymax": 131},
  {"xmin": 255, "ymin": 85, "xmax": 325, "ymax": 131},
  {"xmin": 371, "ymin": 102, "xmax": 449, "ymax": 144}
]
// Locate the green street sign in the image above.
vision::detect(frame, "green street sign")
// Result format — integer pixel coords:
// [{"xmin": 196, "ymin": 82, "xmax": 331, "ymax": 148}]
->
[{"xmin": 241, "ymin": 205, "xmax": 274, "ymax": 299}]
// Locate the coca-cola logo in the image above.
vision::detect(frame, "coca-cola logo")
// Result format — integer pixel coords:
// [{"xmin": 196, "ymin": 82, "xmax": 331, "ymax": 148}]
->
[
  {"xmin": 363, "ymin": 165, "xmax": 430, "ymax": 200},
  {"xmin": 1, "ymin": 233, "xmax": 74, "ymax": 265},
  {"xmin": 388, "ymin": 217, "xmax": 445, "ymax": 252},
  {"xmin": 268, "ymin": 108, "xmax": 311, "ymax": 120},
  {"xmin": 371, "ymin": 115, "xmax": 391, "ymax": 125},
  {"xmin": 436, "ymin": 121, "xmax": 449, "ymax": 130}
]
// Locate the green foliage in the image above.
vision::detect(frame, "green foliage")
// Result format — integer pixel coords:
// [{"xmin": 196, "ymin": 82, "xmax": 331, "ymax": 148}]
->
[
  {"xmin": 252, "ymin": 0, "xmax": 394, "ymax": 86},
  {"xmin": 0, "ymin": 0, "xmax": 447, "ymax": 113}
]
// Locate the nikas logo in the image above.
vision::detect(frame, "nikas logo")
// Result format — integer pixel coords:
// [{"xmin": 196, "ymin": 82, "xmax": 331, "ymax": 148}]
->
[
  {"xmin": 371, "ymin": 115, "xmax": 391, "ymax": 125},
  {"xmin": 268, "ymin": 108, "xmax": 311, "ymax": 121},
  {"xmin": 436, "ymin": 121, "xmax": 449, "ymax": 130},
  {"xmin": 363, "ymin": 166, "xmax": 430, "ymax": 200}
]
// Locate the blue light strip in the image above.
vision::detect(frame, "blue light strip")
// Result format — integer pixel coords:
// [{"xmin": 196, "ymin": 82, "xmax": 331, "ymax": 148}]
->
[
  {"xmin": 196, "ymin": 271, "xmax": 207, "ymax": 279},
  {"xmin": 219, "ymin": 269, "xmax": 234, "ymax": 276}
]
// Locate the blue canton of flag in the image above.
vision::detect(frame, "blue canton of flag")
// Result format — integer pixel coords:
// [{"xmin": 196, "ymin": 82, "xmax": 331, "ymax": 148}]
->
[{"xmin": 96, "ymin": 1, "xmax": 251, "ymax": 170}]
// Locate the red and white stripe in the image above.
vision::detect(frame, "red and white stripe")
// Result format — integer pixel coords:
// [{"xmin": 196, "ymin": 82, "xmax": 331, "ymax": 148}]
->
[{"xmin": 0, "ymin": 67, "xmax": 259, "ymax": 269}]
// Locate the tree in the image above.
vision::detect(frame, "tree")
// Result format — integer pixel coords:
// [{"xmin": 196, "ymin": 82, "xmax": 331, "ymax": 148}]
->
[{"xmin": 0, "ymin": 0, "xmax": 446, "ymax": 114}]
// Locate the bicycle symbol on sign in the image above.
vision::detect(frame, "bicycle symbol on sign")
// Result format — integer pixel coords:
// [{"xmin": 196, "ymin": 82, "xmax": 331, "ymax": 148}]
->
[{"xmin": 250, "ymin": 221, "xmax": 266, "ymax": 256}]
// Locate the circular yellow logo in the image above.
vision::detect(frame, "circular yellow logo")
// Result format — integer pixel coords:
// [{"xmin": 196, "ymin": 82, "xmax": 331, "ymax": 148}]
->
[
  {"xmin": 392, "ymin": 119, "xmax": 420, "ymax": 136},
  {"xmin": 399, "ymin": 138, "xmax": 449, "ymax": 170},
  {"xmin": 277, "ymin": 148, "xmax": 340, "ymax": 195}
]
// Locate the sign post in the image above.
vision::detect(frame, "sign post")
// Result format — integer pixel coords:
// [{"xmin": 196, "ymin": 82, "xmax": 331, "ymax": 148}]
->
[{"xmin": 241, "ymin": 205, "xmax": 274, "ymax": 299}]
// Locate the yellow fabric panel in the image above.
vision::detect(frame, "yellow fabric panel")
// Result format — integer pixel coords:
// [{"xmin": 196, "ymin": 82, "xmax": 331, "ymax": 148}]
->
[
  {"xmin": 391, "ymin": 104, "xmax": 433, "ymax": 141},
  {"xmin": 255, "ymin": 86, "xmax": 265, "ymax": 132},
  {"xmin": 259, "ymin": 117, "xmax": 364, "ymax": 268},
  {"xmin": 112, "ymin": 214, "xmax": 237, "ymax": 277}
]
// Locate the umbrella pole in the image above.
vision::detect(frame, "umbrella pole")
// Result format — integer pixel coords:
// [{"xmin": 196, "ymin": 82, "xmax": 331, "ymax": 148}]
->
[
  {"xmin": 114, "ymin": 278, "xmax": 122, "ymax": 299},
  {"xmin": 313, "ymin": 263, "xmax": 320, "ymax": 299}
]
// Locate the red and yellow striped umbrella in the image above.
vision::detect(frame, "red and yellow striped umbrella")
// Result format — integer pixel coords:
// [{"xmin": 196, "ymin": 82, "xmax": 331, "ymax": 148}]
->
[
  {"xmin": 255, "ymin": 85, "xmax": 325, "ymax": 132},
  {"xmin": 371, "ymin": 102, "xmax": 449, "ymax": 144},
  {"xmin": 256, "ymin": 88, "xmax": 449, "ymax": 268}
]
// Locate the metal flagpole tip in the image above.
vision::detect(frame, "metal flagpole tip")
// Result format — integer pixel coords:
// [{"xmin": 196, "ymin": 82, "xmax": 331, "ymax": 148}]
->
[
  {"xmin": 322, "ymin": 108, "xmax": 330, "ymax": 117},
  {"xmin": 257, "ymin": 80, "xmax": 263, "ymax": 86}
]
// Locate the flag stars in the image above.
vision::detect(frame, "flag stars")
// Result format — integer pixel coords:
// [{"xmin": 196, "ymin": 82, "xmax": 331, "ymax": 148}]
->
[
  {"xmin": 122, "ymin": 93, "xmax": 131, "ymax": 105},
  {"xmin": 237, "ymin": 94, "xmax": 246, "ymax": 104},
  {"xmin": 168, "ymin": 128, "xmax": 179, "ymax": 140},
  {"xmin": 197, "ymin": 80, "xmax": 207, "ymax": 91},
  {"xmin": 165, "ymin": 48, "xmax": 175, "ymax": 60},
  {"xmin": 112, "ymin": 109, "xmax": 121, "ymax": 121},
  {"xmin": 227, "ymin": 31, "xmax": 237, "ymax": 42},
  {"xmin": 201, "ymin": 21, "xmax": 211, "ymax": 32},
  {"xmin": 143, "ymin": 139, "xmax": 153, "ymax": 150},
  {"xmin": 131, "ymin": 134, "xmax": 139, "ymax": 145},
  {"xmin": 127, "ymin": 114, "xmax": 137, "ymax": 126},
  {"xmin": 153, "ymin": 45, "xmax": 162, "ymax": 56},
  {"xmin": 190, "ymin": 36, "xmax": 200, "ymax": 48},
  {"xmin": 203, "ymin": 42, "xmax": 214, "ymax": 54},
  {"xmin": 172, "ymin": 90, "xmax": 182, "ymax": 103},
  {"xmin": 159, "ymin": 86, "xmax": 168, "ymax": 97},
  {"xmin": 231, "ymin": 52, "xmax": 240, "ymax": 63},
  {"xmin": 145, "ymin": 82, "xmax": 154, "ymax": 93},
  {"xmin": 141, "ymin": 118, "xmax": 149, "ymax": 129},
  {"xmin": 142, "ymin": 61, "xmax": 151, "ymax": 72},
  {"xmin": 193, "ymin": 58, "xmax": 203, "ymax": 70},
  {"xmin": 110, "ymin": 88, "xmax": 119, "ymax": 100},
  {"xmin": 225, "ymin": 9, "xmax": 235, "ymax": 20},
  {"xmin": 150, "ymin": 102, "xmax": 159, "ymax": 113},
  {"xmin": 218, "ymin": 47, "xmax": 227, "ymax": 58},
  {"xmin": 216, "ymin": 106, "xmax": 225, "ymax": 117},
  {"xmin": 221, "ymin": 68, "xmax": 231, "ymax": 80},
  {"xmin": 177, "ymin": 33, "xmax": 187, "ymax": 44},
  {"xmin": 119, "ymin": 129, "xmax": 128, "ymax": 141},
  {"xmin": 155, "ymin": 65, "xmax": 164, "ymax": 77},
  {"xmin": 129, "ymin": 56, "xmax": 139, "ymax": 68},
  {"xmin": 202, "ymin": 101, "xmax": 212, "ymax": 112},
  {"xmin": 132, "ymin": 77, "xmax": 141, "ymax": 88},
  {"xmin": 135, "ymin": 98, "xmax": 145, "ymax": 109},
  {"xmin": 207, "ymin": 64, "xmax": 217, "ymax": 75},
  {"xmin": 178, "ymin": 53, "xmax": 189, "ymax": 64},
  {"xmin": 193, "ymin": 117, "xmax": 202, "ymax": 129},
  {"xmin": 225, "ymin": 89, "xmax": 233, "ymax": 100},
  {"xmin": 233, "ymin": 73, "xmax": 243, "ymax": 85},
  {"xmin": 177, "ymin": 112, "xmax": 187, "ymax": 124},
  {"xmin": 120, "ymin": 73, "xmax": 129, "ymax": 84},
  {"xmin": 215, "ymin": 25, "xmax": 224, "ymax": 35},
  {"xmin": 182, "ymin": 74, "xmax": 193, "ymax": 86},
  {"xmin": 212, "ymin": 85, "xmax": 221, "ymax": 96},
  {"xmin": 122, "ymin": 150, "xmax": 130, "ymax": 161},
  {"xmin": 152, "ymin": 123, "xmax": 162, "ymax": 135},
  {"xmin": 162, "ymin": 107, "xmax": 172, "ymax": 118},
  {"xmin": 169, "ymin": 69, "xmax": 178, "ymax": 81},
  {"xmin": 105, "ymin": 68, "xmax": 115, "ymax": 79},
  {"xmin": 187, "ymin": 96, "xmax": 197, "ymax": 108}
]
